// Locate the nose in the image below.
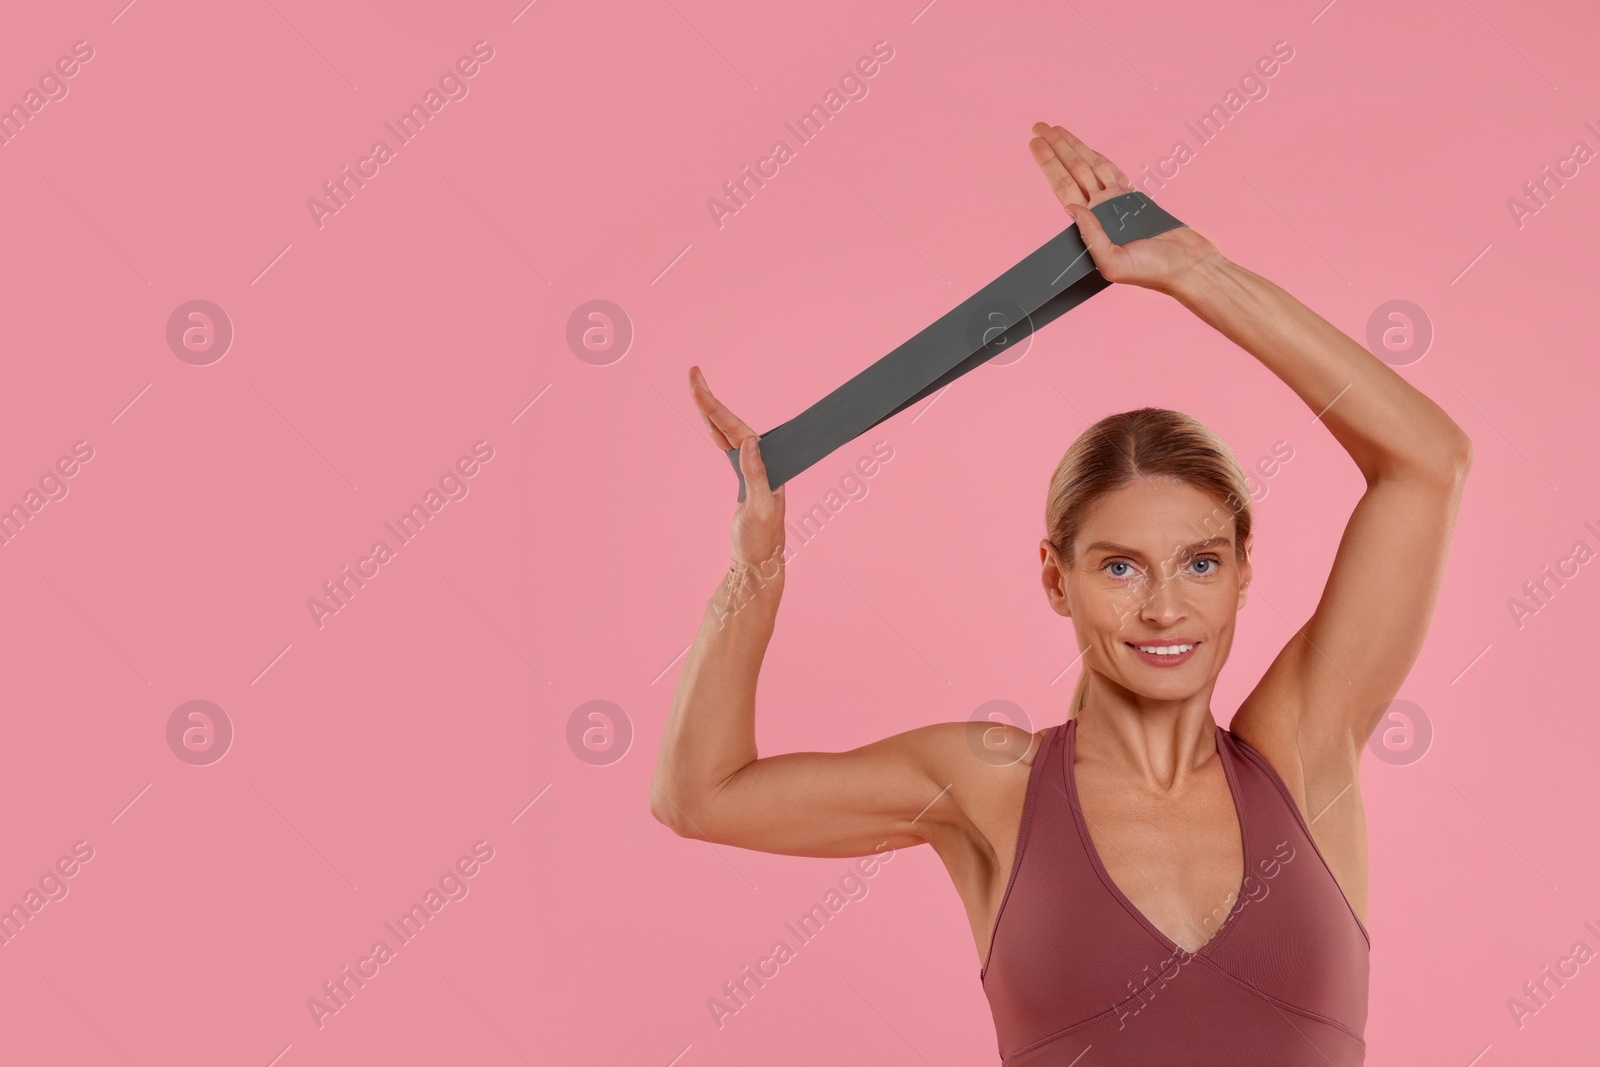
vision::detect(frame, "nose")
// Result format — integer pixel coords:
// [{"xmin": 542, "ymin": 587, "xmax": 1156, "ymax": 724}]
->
[{"xmin": 1135, "ymin": 571, "xmax": 1190, "ymax": 626}]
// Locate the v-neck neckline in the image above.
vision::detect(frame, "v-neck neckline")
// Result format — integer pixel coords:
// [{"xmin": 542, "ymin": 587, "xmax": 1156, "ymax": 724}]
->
[{"xmin": 1061, "ymin": 716, "xmax": 1251, "ymax": 959}]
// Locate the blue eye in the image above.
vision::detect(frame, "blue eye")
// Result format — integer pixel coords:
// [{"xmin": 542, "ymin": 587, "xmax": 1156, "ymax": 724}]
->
[{"xmin": 1102, "ymin": 555, "xmax": 1223, "ymax": 580}]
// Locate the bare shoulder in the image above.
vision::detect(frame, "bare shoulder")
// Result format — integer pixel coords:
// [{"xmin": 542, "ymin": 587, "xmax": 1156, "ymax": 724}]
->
[
  {"xmin": 909, "ymin": 721, "xmax": 1048, "ymax": 857},
  {"xmin": 1231, "ymin": 656, "xmax": 1364, "ymax": 823},
  {"xmin": 894, "ymin": 722, "xmax": 1053, "ymax": 966},
  {"xmin": 1230, "ymin": 668, "xmax": 1309, "ymax": 812},
  {"xmin": 1231, "ymin": 667, "xmax": 1371, "ymax": 924}
]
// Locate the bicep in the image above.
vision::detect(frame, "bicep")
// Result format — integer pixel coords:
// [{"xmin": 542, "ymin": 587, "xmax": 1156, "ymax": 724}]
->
[{"xmin": 679, "ymin": 723, "xmax": 975, "ymax": 858}]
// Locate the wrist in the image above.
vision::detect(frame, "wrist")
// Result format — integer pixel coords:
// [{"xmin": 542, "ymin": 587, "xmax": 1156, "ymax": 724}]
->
[
  {"xmin": 1162, "ymin": 251, "xmax": 1233, "ymax": 304},
  {"xmin": 729, "ymin": 551, "xmax": 786, "ymax": 589},
  {"xmin": 713, "ymin": 549, "xmax": 786, "ymax": 629}
]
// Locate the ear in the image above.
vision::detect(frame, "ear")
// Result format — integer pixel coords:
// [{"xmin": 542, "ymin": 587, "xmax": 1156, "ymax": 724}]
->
[{"xmin": 1040, "ymin": 539, "xmax": 1072, "ymax": 617}]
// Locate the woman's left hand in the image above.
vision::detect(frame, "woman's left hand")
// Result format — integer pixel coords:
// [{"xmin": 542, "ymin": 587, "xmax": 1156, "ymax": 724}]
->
[{"xmin": 1029, "ymin": 122, "xmax": 1222, "ymax": 296}]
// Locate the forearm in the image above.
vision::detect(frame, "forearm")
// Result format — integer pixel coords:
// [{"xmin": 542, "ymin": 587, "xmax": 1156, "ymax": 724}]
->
[
  {"xmin": 652, "ymin": 555, "xmax": 785, "ymax": 828},
  {"xmin": 1168, "ymin": 255, "xmax": 1471, "ymax": 483}
]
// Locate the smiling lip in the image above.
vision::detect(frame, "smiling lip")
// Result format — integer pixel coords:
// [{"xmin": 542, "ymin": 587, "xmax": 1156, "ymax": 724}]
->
[{"xmin": 1125, "ymin": 640, "xmax": 1201, "ymax": 667}]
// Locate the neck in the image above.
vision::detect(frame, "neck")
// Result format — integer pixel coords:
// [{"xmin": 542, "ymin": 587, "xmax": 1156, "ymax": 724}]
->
[{"xmin": 1074, "ymin": 676, "xmax": 1220, "ymax": 791}]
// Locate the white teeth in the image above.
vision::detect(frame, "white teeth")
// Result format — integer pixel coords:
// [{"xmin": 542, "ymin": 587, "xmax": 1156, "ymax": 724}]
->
[{"xmin": 1134, "ymin": 644, "xmax": 1193, "ymax": 655}]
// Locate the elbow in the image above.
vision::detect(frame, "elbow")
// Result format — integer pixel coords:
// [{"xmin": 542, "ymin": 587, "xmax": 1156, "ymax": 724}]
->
[
  {"xmin": 1383, "ymin": 429, "xmax": 1472, "ymax": 489},
  {"xmin": 1439, "ymin": 431, "xmax": 1473, "ymax": 486},
  {"xmin": 649, "ymin": 783, "xmax": 708, "ymax": 839},
  {"xmin": 1453, "ymin": 433, "xmax": 1474, "ymax": 477},
  {"xmin": 648, "ymin": 784, "xmax": 683, "ymax": 833}
]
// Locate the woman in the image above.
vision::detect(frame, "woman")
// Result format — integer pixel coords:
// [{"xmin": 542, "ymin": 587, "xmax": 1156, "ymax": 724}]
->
[{"xmin": 652, "ymin": 122, "xmax": 1471, "ymax": 1065}]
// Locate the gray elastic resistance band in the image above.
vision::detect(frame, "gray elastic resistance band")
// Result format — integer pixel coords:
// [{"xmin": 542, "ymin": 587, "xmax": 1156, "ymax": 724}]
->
[{"xmin": 724, "ymin": 190, "xmax": 1185, "ymax": 500}]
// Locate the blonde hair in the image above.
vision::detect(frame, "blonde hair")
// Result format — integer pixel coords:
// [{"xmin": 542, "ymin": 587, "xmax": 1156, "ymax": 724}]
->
[{"xmin": 1044, "ymin": 408, "xmax": 1253, "ymax": 720}]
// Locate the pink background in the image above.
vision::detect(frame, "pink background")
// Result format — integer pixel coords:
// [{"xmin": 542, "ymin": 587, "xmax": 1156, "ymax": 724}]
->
[{"xmin": 2, "ymin": 0, "xmax": 1596, "ymax": 1063}]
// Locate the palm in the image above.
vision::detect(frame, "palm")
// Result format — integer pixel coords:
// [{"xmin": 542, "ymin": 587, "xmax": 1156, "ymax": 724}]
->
[
  {"xmin": 1029, "ymin": 122, "xmax": 1219, "ymax": 294},
  {"xmin": 1093, "ymin": 225, "xmax": 1218, "ymax": 291}
]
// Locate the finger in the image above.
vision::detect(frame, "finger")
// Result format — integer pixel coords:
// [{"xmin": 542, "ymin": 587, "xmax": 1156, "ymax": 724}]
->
[
  {"xmin": 1029, "ymin": 135, "xmax": 1088, "ymax": 211},
  {"xmin": 689, "ymin": 369, "xmax": 735, "ymax": 451},
  {"xmin": 688, "ymin": 365, "xmax": 751, "ymax": 451},
  {"xmin": 1043, "ymin": 126, "xmax": 1120, "ymax": 192},
  {"xmin": 1051, "ymin": 125, "xmax": 1134, "ymax": 194},
  {"xmin": 738, "ymin": 434, "xmax": 777, "ymax": 507},
  {"xmin": 1032, "ymin": 121, "xmax": 1105, "ymax": 200}
]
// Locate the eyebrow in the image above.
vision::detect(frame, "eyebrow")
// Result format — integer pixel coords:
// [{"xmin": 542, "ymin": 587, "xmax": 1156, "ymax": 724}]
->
[{"xmin": 1082, "ymin": 536, "xmax": 1233, "ymax": 559}]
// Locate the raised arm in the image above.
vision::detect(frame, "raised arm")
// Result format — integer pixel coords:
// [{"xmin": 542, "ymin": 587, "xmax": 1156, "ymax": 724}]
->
[
  {"xmin": 649, "ymin": 367, "xmax": 992, "ymax": 859},
  {"xmin": 1032, "ymin": 122, "xmax": 1471, "ymax": 816},
  {"xmin": 1163, "ymin": 253, "xmax": 1471, "ymax": 789}
]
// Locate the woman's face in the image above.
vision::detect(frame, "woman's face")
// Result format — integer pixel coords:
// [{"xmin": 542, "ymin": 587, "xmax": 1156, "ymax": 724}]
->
[{"xmin": 1040, "ymin": 476, "xmax": 1253, "ymax": 702}]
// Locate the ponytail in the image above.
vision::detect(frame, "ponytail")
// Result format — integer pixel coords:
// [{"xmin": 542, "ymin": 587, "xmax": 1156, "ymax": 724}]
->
[{"xmin": 1068, "ymin": 662, "xmax": 1090, "ymax": 720}]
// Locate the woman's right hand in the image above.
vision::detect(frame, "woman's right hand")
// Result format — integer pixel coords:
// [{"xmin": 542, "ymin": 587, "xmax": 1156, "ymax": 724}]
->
[
  {"xmin": 1029, "ymin": 122, "xmax": 1222, "ymax": 297},
  {"xmin": 689, "ymin": 365, "xmax": 786, "ymax": 574}
]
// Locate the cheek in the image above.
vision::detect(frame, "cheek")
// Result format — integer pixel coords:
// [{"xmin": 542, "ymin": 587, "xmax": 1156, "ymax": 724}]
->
[
  {"xmin": 1077, "ymin": 582, "xmax": 1147, "ymax": 634},
  {"xmin": 1186, "ymin": 585, "xmax": 1236, "ymax": 624}
]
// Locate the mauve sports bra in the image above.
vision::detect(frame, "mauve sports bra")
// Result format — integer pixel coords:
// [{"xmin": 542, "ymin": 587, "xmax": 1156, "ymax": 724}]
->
[{"xmin": 980, "ymin": 718, "xmax": 1371, "ymax": 1065}]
